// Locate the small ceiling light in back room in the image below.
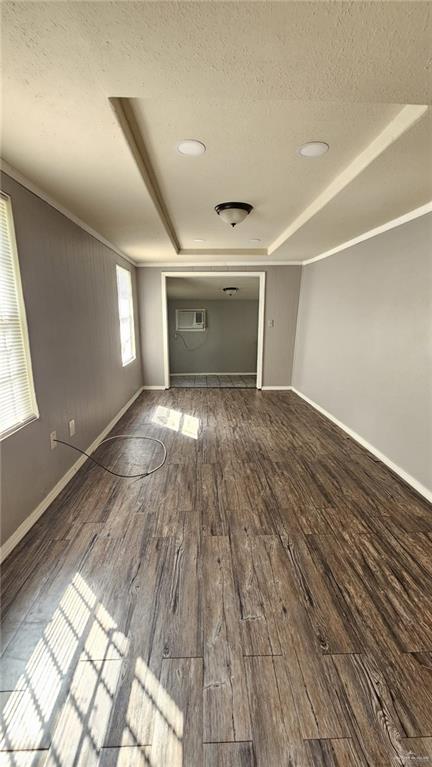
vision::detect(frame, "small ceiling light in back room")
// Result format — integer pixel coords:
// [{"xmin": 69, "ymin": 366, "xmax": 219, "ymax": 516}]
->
[
  {"xmin": 298, "ymin": 141, "xmax": 329, "ymax": 158},
  {"xmin": 193, "ymin": 238, "xmax": 206, "ymax": 243},
  {"xmin": 215, "ymin": 202, "xmax": 253, "ymax": 227},
  {"xmin": 177, "ymin": 139, "xmax": 206, "ymax": 156},
  {"xmin": 222, "ymin": 287, "xmax": 239, "ymax": 297},
  {"xmin": 250, "ymin": 238, "xmax": 262, "ymax": 243}
]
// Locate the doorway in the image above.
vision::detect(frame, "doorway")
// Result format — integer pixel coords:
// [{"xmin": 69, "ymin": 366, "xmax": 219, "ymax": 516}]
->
[{"xmin": 161, "ymin": 272, "xmax": 265, "ymax": 389}]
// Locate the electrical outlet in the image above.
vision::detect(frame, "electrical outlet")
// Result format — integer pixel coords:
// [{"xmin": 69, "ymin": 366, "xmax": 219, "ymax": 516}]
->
[
  {"xmin": 50, "ymin": 430, "xmax": 57, "ymax": 450},
  {"xmin": 268, "ymin": 319, "xmax": 275, "ymax": 328},
  {"xmin": 69, "ymin": 419, "xmax": 76, "ymax": 437}
]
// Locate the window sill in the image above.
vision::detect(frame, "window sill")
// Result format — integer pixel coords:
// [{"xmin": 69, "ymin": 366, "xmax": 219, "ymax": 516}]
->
[{"xmin": 122, "ymin": 355, "xmax": 137, "ymax": 368}]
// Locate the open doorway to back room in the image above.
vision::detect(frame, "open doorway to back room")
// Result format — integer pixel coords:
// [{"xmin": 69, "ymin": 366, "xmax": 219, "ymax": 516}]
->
[{"xmin": 164, "ymin": 273, "xmax": 264, "ymax": 388}]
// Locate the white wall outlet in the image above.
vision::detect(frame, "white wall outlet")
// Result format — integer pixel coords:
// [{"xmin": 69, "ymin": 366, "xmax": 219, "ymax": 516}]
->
[
  {"xmin": 69, "ymin": 419, "xmax": 76, "ymax": 437},
  {"xmin": 50, "ymin": 430, "xmax": 57, "ymax": 450},
  {"xmin": 268, "ymin": 319, "xmax": 275, "ymax": 328}
]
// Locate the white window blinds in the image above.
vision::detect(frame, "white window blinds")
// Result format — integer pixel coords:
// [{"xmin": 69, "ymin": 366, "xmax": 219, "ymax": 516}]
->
[
  {"xmin": 116, "ymin": 265, "xmax": 136, "ymax": 366},
  {"xmin": 0, "ymin": 193, "xmax": 38, "ymax": 440}
]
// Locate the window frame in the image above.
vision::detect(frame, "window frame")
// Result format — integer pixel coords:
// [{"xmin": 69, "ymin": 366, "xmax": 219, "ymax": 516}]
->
[
  {"xmin": 115, "ymin": 264, "xmax": 136, "ymax": 367},
  {"xmin": 0, "ymin": 192, "xmax": 39, "ymax": 442}
]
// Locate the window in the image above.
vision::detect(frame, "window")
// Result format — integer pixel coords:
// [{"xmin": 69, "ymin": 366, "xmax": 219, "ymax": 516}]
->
[
  {"xmin": 0, "ymin": 193, "xmax": 39, "ymax": 440},
  {"xmin": 116, "ymin": 265, "xmax": 136, "ymax": 366}
]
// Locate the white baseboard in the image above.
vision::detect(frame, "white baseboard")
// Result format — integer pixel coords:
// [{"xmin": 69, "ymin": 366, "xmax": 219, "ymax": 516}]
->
[
  {"xmin": 0, "ymin": 386, "xmax": 144, "ymax": 564},
  {"xmin": 170, "ymin": 372, "xmax": 257, "ymax": 377},
  {"xmin": 291, "ymin": 387, "xmax": 432, "ymax": 503},
  {"xmin": 142, "ymin": 385, "xmax": 166, "ymax": 390},
  {"xmin": 262, "ymin": 385, "xmax": 293, "ymax": 391}
]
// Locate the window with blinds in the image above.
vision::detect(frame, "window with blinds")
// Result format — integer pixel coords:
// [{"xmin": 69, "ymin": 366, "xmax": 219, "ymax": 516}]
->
[
  {"xmin": 0, "ymin": 193, "xmax": 39, "ymax": 440},
  {"xmin": 116, "ymin": 265, "xmax": 136, "ymax": 366}
]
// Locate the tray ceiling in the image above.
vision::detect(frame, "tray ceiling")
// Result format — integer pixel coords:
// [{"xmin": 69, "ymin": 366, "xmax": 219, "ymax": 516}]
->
[{"xmin": 1, "ymin": 1, "xmax": 431, "ymax": 265}]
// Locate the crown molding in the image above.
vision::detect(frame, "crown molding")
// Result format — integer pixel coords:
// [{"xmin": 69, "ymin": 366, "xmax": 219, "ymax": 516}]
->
[
  {"xmin": 302, "ymin": 201, "xmax": 432, "ymax": 266},
  {"xmin": 137, "ymin": 260, "xmax": 303, "ymax": 267},
  {"xmin": 0, "ymin": 159, "xmax": 137, "ymax": 267},
  {"xmin": 179, "ymin": 248, "xmax": 268, "ymax": 257},
  {"xmin": 136, "ymin": 198, "xmax": 432, "ymax": 267},
  {"xmin": 4, "ymin": 123, "xmax": 430, "ymax": 274}
]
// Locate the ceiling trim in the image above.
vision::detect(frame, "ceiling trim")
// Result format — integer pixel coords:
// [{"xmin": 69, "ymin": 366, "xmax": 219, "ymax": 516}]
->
[
  {"xmin": 268, "ymin": 104, "xmax": 429, "ymax": 256},
  {"xmin": 0, "ymin": 159, "xmax": 137, "ymax": 267},
  {"xmin": 137, "ymin": 261, "xmax": 303, "ymax": 267},
  {"xmin": 179, "ymin": 248, "xmax": 267, "ymax": 256},
  {"xmin": 162, "ymin": 270, "xmax": 266, "ymax": 277},
  {"xmin": 303, "ymin": 200, "xmax": 432, "ymax": 266},
  {"xmin": 138, "ymin": 198, "xmax": 432, "ymax": 267},
  {"xmin": 110, "ymin": 97, "xmax": 180, "ymax": 255}
]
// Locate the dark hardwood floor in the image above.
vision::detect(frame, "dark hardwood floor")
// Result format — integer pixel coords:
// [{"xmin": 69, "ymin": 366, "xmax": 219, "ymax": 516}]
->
[{"xmin": 1, "ymin": 389, "xmax": 432, "ymax": 766}]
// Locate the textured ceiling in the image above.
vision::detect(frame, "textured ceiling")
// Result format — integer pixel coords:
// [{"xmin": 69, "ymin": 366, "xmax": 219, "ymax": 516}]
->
[
  {"xmin": 1, "ymin": 1, "xmax": 431, "ymax": 265},
  {"xmin": 167, "ymin": 276, "xmax": 260, "ymax": 301}
]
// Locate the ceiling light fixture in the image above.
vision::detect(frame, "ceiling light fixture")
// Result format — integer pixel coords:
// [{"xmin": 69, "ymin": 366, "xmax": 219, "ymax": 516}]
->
[
  {"xmin": 222, "ymin": 287, "xmax": 239, "ymax": 297},
  {"xmin": 298, "ymin": 141, "xmax": 329, "ymax": 158},
  {"xmin": 215, "ymin": 202, "xmax": 253, "ymax": 228},
  {"xmin": 249, "ymin": 238, "xmax": 262, "ymax": 243},
  {"xmin": 193, "ymin": 238, "xmax": 206, "ymax": 243},
  {"xmin": 177, "ymin": 139, "xmax": 206, "ymax": 156}
]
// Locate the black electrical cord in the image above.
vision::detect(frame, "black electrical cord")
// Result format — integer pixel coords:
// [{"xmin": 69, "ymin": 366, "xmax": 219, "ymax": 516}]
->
[
  {"xmin": 175, "ymin": 331, "xmax": 208, "ymax": 351},
  {"xmin": 53, "ymin": 434, "xmax": 167, "ymax": 480}
]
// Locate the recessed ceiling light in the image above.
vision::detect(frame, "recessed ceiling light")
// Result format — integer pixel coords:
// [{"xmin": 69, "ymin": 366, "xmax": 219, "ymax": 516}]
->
[
  {"xmin": 298, "ymin": 141, "xmax": 329, "ymax": 158},
  {"xmin": 177, "ymin": 139, "xmax": 206, "ymax": 156},
  {"xmin": 193, "ymin": 238, "xmax": 206, "ymax": 243},
  {"xmin": 250, "ymin": 238, "xmax": 262, "ymax": 243}
]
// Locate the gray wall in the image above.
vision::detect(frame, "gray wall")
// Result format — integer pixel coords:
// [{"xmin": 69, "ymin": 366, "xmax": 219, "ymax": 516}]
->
[
  {"xmin": 0, "ymin": 174, "xmax": 143, "ymax": 546},
  {"xmin": 138, "ymin": 266, "xmax": 301, "ymax": 387},
  {"xmin": 168, "ymin": 299, "xmax": 258, "ymax": 374},
  {"xmin": 293, "ymin": 213, "xmax": 432, "ymax": 493}
]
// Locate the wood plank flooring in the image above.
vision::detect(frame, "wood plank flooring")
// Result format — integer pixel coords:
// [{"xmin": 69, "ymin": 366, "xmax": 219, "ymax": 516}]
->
[{"xmin": 1, "ymin": 389, "xmax": 432, "ymax": 766}]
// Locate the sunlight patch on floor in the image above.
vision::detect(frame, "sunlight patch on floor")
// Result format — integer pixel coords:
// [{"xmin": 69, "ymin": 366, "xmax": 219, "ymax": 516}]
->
[
  {"xmin": 152, "ymin": 406, "xmax": 199, "ymax": 440},
  {"xmin": 0, "ymin": 572, "xmax": 183, "ymax": 765}
]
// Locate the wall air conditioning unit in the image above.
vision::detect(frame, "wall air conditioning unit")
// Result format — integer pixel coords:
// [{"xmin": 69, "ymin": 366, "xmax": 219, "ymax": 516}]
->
[{"xmin": 176, "ymin": 309, "xmax": 206, "ymax": 332}]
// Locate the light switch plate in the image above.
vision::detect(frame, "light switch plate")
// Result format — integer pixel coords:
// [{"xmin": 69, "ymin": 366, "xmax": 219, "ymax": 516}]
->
[{"xmin": 69, "ymin": 419, "xmax": 76, "ymax": 437}]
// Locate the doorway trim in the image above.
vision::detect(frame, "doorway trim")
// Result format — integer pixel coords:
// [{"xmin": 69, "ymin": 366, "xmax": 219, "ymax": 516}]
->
[{"xmin": 161, "ymin": 271, "xmax": 266, "ymax": 389}]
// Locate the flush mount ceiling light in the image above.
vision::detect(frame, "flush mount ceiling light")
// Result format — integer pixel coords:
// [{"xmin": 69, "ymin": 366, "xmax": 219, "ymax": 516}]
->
[
  {"xmin": 193, "ymin": 238, "xmax": 206, "ymax": 243},
  {"xmin": 177, "ymin": 139, "xmax": 206, "ymax": 156},
  {"xmin": 222, "ymin": 287, "xmax": 239, "ymax": 297},
  {"xmin": 249, "ymin": 238, "xmax": 262, "ymax": 243},
  {"xmin": 215, "ymin": 201, "xmax": 253, "ymax": 228},
  {"xmin": 298, "ymin": 141, "xmax": 329, "ymax": 158}
]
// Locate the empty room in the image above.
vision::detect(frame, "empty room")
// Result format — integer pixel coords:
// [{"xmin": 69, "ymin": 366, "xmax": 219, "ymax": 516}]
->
[
  {"xmin": 166, "ymin": 275, "xmax": 261, "ymax": 389},
  {"xmin": 0, "ymin": 2, "xmax": 431, "ymax": 766}
]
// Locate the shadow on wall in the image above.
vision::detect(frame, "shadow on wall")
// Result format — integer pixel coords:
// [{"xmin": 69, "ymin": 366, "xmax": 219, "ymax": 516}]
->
[{"xmin": 167, "ymin": 299, "xmax": 259, "ymax": 375}]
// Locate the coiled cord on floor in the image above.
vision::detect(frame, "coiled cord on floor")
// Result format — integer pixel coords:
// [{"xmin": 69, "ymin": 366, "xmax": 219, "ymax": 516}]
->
[{"xmin": 53, "ymin": 434, "xmax": 167, "ymax": 480}]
